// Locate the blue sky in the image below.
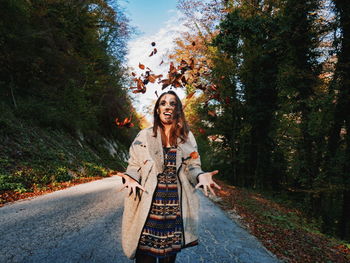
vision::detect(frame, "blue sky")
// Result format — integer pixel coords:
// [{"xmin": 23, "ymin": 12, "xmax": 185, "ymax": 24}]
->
[{"xmin": 121, "ymin": 0, "xmax": 178, "ymax": 36}]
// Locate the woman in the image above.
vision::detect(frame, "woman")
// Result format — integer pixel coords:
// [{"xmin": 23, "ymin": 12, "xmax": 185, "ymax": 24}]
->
[{"xmin": 118, "ymin": 90, "xmax": 220, "ymax": 263}]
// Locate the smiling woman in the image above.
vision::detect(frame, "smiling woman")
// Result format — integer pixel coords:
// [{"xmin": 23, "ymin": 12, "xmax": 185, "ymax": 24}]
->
[{"xmin": 118, "ymin": 90, "xmax": 221, "ymax": 262}]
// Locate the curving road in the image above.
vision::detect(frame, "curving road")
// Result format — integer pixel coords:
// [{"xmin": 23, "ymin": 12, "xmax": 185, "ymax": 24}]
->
[{"xmin": 0, "ymin": 176, "xmax": 281, "ymax": 263}]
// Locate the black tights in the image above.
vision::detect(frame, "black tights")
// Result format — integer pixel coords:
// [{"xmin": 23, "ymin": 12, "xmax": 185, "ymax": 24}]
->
[{"xmin": 135, "ymin": 252, "xmax": 177, "ymax": 263}]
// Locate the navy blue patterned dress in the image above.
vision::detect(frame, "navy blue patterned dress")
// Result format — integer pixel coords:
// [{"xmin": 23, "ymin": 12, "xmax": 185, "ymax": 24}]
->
[{"xmin": 137, "ymin": 146, "xmax": 183, "ymax": 258}]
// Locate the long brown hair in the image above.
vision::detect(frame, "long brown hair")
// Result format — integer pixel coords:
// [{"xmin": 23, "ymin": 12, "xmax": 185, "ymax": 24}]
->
[{"xmin": 153, "ymin": 90, "xmax": 189, "ymax": 146}]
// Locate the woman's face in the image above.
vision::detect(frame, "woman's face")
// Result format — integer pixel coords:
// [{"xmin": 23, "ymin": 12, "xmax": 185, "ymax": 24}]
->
[{"xmin": 158, "ymin": 94, "xmax": 177, "ymax": 125}]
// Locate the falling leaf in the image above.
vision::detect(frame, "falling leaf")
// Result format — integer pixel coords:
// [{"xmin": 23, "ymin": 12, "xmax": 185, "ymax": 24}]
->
[
  {"xmin": 155, "ymin": 90, "xmax": 159, "ymax": 97},
  {"xmin": 151, "ymin": 42, "xmax": 156, "ymax": 46},
  {"xmin": 173, "ymin": 80, "xmax": 182, "ymax": 88},
  {"xmin": 159, "ymin": 60, "xmax": 164, "ymax": 66},
  {"xmin": 155, "ymin": 74, "xmax": 163, "ymax": 79},
  {"xmin": 186, "ymin": 91, "xmax": 195, "ymax": 100},
  {"xmin": 131, "ymin": 72, "xmax": 136, "ymax": 76},
  {"xmin": 115, "ymin": 116, "xmax": 134, "ymax": 128},
  {"xmin": 161, "ymin": 79, "xmax": 171, "ymax": 90},
  {"xmin": 149, "ymin": 51, "xmax": 154, "ymax": 57},
  {"xmin": 132, "ymin": 87, "xmax": 146, "ymax": 94},
  {"xmin": 192, "ymin": 41, "xmax": 196, "ymax": 46},
  {"xmin": 181, "ymin": 75, "xmax": 187, "ymax": 85},
  {"xmin": 153, "ymin": 48, "xmax": 157, "ymax": 54},
  {"xmin": 209, "ymin": 84, "xmax": 217, "ymax": 91},
  {"xmin": 148, "ymin": 74, "xmax": 157, "ymax": 83},
  {"xmin": 139, "ymin": 63, "xmax": 145, "ymax": 70},
  {"xmin": 208, "ymin": 110, "xmax": 217, "ymax": 117}
]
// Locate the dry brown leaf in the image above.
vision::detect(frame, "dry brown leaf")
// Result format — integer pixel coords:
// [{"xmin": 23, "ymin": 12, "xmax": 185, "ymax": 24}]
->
[
  {"xmin": 186, "ymin": 91, "xmax": 195, "ymax": 100},
  {"xmin": 208, "ymin": 110, "xmax": 217, "ymax": 117},
  {"xmin": 149, "ymin": 74, "xmax": 157, "ymax": 83},
  {"xmin": 139, "ymin": 63, "xmax": 145, "ymax": 70}
]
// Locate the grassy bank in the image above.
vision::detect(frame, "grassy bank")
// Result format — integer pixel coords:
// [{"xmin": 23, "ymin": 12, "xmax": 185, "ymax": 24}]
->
[
  {"xmin": 212, "ymin": 179, "xmax": 350, "ymax": 263},
  {"xmin": 0, "ymin": 106, "xmax": 130, "ymax": 207}
]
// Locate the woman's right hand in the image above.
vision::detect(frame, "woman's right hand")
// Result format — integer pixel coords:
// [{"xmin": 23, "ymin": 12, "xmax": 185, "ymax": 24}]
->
[{"xmin": 117, "ymin": 172, "xmax": 146, "ymax": 196}]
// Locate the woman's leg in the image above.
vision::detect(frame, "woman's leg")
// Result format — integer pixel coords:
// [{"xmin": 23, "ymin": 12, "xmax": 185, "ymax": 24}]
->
[
  {"xmin": 158, "ymin": 253, "xmax": 177, "ymax": 263},
  {"xmin": 135, "ymin": 252, "xmax": 157, "ymax": 263}
]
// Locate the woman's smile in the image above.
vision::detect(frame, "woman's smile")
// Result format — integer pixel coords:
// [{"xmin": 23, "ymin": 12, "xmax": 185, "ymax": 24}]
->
[{"xmin": 158, "ymin": 94, "xmax": 177, "ymax": 125}]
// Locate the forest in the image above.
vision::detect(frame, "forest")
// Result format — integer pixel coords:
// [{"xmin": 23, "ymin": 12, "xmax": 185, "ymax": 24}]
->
[
  {"xmin": 170, "ymin": 0, "xmax": 350, "ymax": 244},
  {"xmin": 0, "ymin": 0, "xmax": 349, "ymax": 260}
]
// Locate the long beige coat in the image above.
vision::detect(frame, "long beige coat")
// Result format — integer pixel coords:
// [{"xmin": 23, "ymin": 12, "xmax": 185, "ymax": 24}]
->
[{"xmin": 121, "ymin": 126, "xmax": 204, "ymax": 259}]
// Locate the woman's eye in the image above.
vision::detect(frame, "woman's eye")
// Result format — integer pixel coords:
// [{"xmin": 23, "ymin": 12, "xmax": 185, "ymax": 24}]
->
[
  {"xmin": 170, "ymin": 102, "xmax": 177, "ymax": 107},
  {"xmin": 160, "ymin": 101, "xmax": 166, "ymax": 106}
]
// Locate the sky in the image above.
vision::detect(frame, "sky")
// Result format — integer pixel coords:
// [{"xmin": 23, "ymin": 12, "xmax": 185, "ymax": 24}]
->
[{"xmin": 120, "ymin": 0, "xmax": 188, "ymax": 122}]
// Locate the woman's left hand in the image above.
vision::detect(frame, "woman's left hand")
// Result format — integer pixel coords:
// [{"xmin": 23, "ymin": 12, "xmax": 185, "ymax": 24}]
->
[{"xmin": 195, "ymin": 170, "xmax": 221, "ymax": 196}]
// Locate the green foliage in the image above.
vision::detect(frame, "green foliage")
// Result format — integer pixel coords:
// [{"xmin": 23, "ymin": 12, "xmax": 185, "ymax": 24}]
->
[
  {"xmin": 81, "ymin": 162, "xmax": 108, "ymax": 178},
  {"xmin": 54, "ymin": 167, "xmax": 73, "ymax": 182},
  {"xmin": 0, "ymin": 107, "xmax": 128, "ymax": 193},
  {"xmin": 179, "ymin": 0, "xmax": 350, "ymax": 241},
  {"xmin": 0, "ymin": 0, "xmax": 139, "ymax": 139}
]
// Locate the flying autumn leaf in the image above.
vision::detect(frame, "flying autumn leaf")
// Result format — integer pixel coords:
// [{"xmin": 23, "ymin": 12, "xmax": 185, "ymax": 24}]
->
[
  {"xmin": 160, "ymin": 79, "xmax": 171, "ymax": 90},
  {"xmin": 181, "ymin": 75, "xmax": 187, "ymax": 85},
  {"xmin": 208, "ymin": 84, "xmax": 217, "ymax": 91},
  {"xmin": 132, "ymin": 88, "xmax": 146, "ymax": 94},
  {"xmin": 115, "ymin": 117, "xmax": 134, "ymax": 128},
  {"xmin": 139, "ymin": 63, "xmax": 145, "ymax": 70},
  {"xmin": 151, "ymin": 42, "xmax": 156, "ymax": 46},
  {"xmin": 159, "ymin": 60, "xmax": 164, "ymax": 66},
  {"xmin": 149, "ymin": 48, "xmax": 158, "ymax": 57},
  {"xmin": 208, "ymin": 110, "xmax": 217, "ymax": 117},
  {"xmin": 186, "ymin": 91, "xmax": 195, "ymax": 100},
  {"xmin": 148, "ymin": 74, "xmax": 157, "ymax": 83}
]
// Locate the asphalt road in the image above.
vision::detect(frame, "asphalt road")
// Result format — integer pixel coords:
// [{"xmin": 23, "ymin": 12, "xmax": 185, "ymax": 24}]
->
[{"xmin": 0, "ymin": 176, "xmax": 281, "ymax": 263}]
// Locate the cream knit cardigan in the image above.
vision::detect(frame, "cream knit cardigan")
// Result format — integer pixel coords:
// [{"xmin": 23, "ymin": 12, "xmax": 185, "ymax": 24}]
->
[{"xmin": 121, "ymin": 126, "xmax": 204, "ymax": 259}]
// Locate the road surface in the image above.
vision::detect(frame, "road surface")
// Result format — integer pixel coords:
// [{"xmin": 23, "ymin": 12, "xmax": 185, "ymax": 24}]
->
[{"xmin": 0, "ymin": 176, "xmax": 281, "ymax": 263}]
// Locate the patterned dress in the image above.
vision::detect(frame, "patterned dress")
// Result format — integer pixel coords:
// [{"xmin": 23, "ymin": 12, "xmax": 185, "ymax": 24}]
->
[{"xmin": 137, "ymin": 146, "xmax": 183, "ymax": 258}]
